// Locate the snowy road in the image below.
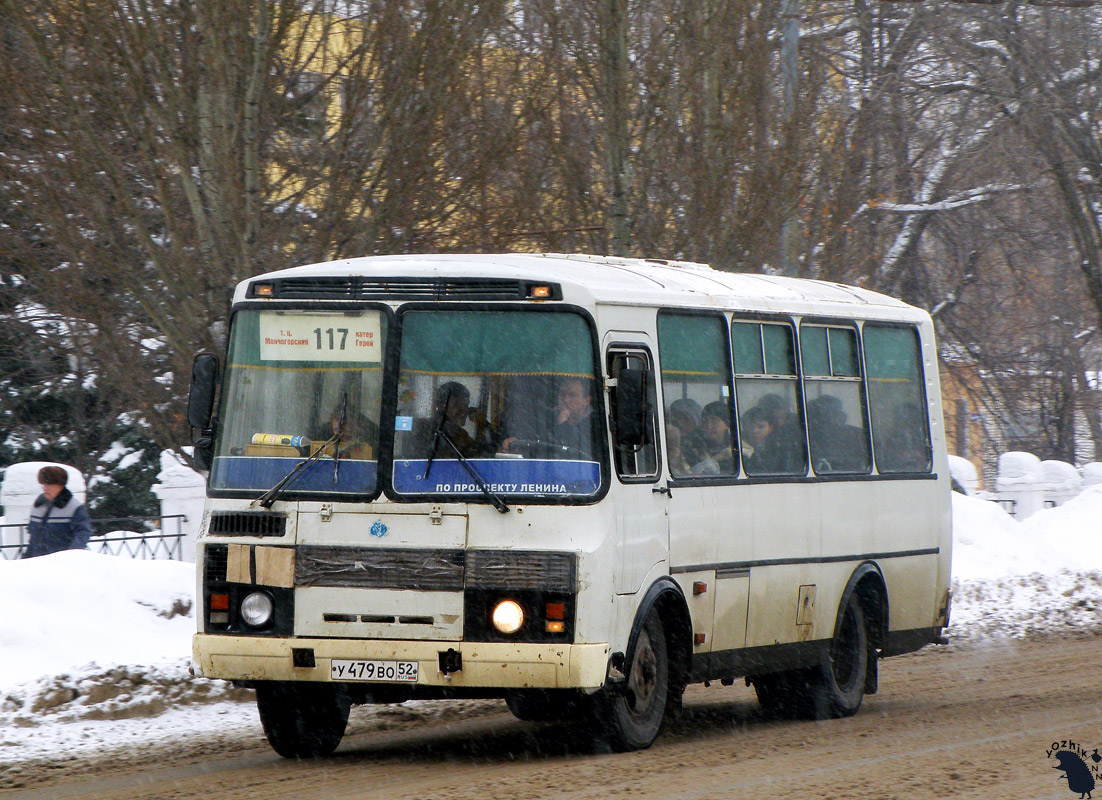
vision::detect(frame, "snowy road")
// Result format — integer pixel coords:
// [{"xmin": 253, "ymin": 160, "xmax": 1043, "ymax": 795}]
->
[{"xmin": 7, "ymin": 634, "xmax": 1102, "ymax": 800}]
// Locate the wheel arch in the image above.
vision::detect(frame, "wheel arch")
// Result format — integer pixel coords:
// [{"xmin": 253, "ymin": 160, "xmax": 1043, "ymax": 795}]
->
[
  {"xmin": 835, "ymin": 561, "xmax": 888, "ymax": 650},
  {"xmin": 618, "ymin": 577, "xmax": 692, "ymax": 693}
]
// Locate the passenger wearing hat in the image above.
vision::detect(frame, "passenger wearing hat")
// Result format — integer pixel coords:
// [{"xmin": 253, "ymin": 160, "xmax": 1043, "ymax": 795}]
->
[
  {"xmin": 692, "ymin": 400, "xmax": 735, "ymax": 475},
  {"xmin": 22, "ymin": 466, "xmax": 93, "ymax": 559}
]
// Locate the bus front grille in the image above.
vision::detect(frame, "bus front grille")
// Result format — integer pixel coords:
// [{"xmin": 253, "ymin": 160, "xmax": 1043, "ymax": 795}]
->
[{"xmin": 208, "ymin": 511, "xmax": 287, "ymax": 538}]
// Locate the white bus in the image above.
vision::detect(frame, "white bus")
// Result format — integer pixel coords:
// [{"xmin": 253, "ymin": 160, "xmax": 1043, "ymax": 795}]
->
[{"xmin": 187, "ymin": 253, "xmax": 951, "ymax": 756}]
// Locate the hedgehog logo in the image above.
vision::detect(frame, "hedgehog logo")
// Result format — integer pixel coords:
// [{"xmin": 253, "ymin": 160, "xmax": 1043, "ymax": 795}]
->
[{"xmin": 1048, "ymin": 741, "xmax": 1102, "ymax": 799}]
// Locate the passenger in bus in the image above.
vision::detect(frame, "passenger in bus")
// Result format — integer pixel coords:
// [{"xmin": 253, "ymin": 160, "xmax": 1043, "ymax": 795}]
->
[
  {"xmin": 739, "ymin": 405, "xmax": 782, "ymax": 473},
  {"xmin": 807, "ymin": 394, "xmax": 868, "ymax": 473},
  {"xmin": 748, "ymin": 394, "xmax": 805, "ymax": 474},
  {"xmin": 692, "ymin": 400, "xmax": 735, "ymax": 474},
  {"xmin": 549, "ymin": 376, "xmax": 595, "ymax": 458},
  {"xmin": 315, "ymin": 410, "xmax": 378, "ymax": 460},
  {"xmin": 665, "ymin": 424, "xmax": 692, "ymax": 476},
  {"xmin": 413, "ymin": 381, "xmax": 495, "ymax": 458},
  {"xmin": 668, "ymin": 398, "xmax": 706, "ymax": 465}
]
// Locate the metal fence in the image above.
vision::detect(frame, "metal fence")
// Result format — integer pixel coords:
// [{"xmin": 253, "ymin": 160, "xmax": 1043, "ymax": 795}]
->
[{"xmin": 0, "ymin": 514, "xmax": 187, "ymax": 561}]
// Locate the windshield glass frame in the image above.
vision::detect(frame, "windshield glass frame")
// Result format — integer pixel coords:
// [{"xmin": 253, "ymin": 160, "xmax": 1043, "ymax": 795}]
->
[
  {"xmin": 207, "ymin": 301, "xmax": 394, "ymax": 503},
  {"xmin": 382, "ymin": 302, "xmax": 610, "ymax": 507}
]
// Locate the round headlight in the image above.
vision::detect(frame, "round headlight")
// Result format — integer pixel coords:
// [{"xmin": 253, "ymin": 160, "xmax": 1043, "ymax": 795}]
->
[
  {"xmin": 240, "ymin": 591, "xmax": 274, "ymax": 627},
  {"xmin": 491, "ymin": 599, "xmax": 525, "ymax": 634}
]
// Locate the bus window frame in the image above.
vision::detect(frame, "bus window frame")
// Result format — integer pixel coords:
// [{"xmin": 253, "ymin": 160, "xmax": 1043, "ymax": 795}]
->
[
  {"xmin": 656, "ymin": 308, "xmax": 740, "ymax": 485},
  {"xmin": 730, "ymin": 313, "xmax": 809, "ymax": 480},
  {"xmin": 859, "ymin": 319, "xmax": 935, "ymax": 476},
  {"xmin": 380, "ymin": 301, "xmax": 612, "ymax": 507},
  {"xmin": 606, "ymin": 344, "xmax": 662, "ymax": 484},
  {"xmin": 205, "ymin": 300, "xmax": 396, "ymax": 504},
  {"xmin": 798, "ymin": 318, "xmax": 874, "ymax": 477}
]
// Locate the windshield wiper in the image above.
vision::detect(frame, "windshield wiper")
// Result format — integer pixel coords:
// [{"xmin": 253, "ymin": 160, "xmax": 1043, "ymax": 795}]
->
[
  {"xmin": 431, "ymin": 428, "xmax": 510, "ymax": 514},
  {"xmin": 254, "ymin": 396, "xmax": 348, "ymax": 509},
  {"xmin": 331, "ymin": 395, "xmax": 347, "ymax": 485},
  {"xmin": 252, "ymin": 430, "xmax": 341, "ymax": 509},
  {"xmin": 423, "ymin": 385, "xmax": 452, "ymax": 481}
]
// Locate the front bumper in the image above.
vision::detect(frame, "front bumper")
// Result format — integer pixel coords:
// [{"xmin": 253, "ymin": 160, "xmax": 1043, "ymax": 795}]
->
[{"xmin": 193, "ymin": 634, "xmax": 611, "ymax": 689}]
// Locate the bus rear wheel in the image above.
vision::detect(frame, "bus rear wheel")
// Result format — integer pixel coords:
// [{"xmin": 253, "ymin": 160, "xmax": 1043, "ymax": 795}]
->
[
  {"xmin": 814, "ymin": 593, "xmax": 869, "ymax": 718},
  {"xmin": 752, "ymin": 595, "xmax": 869, "ymax": 720},
  {"xmin": 595, "ymin": 611, "xmax": 669, "ymax": 751},
  {"xmin": 255, "ymin": 681, "xmax": 351, "ymax": 759}
]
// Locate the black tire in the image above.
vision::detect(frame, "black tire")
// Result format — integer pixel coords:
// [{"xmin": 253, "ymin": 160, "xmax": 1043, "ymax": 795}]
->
[
  {"xmin": 752, "ymin": 595, "xmax": 869, "ymax": 721},
  {"xmin": 505, "ymin": 689, "xmax": 588, "ymax": 722},
  {"xmin": 255, "ymin": 681, "xmax": 351, "ymax": 759},
  {"xmin": 814, "ymin": 594, "xmax": 869, "ymax": 718},
  {"xmin": 595, "ymin": 612, "xmax": 669, "ymax": 751}
]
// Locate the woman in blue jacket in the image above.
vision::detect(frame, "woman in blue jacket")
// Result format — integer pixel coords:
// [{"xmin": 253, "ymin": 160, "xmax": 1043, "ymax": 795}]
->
[{"xmin": 22, "ymin": 466, "xmax": 93, "ymax": 558}]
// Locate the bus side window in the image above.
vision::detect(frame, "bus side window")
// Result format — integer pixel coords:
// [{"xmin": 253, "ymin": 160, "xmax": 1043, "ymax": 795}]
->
[
  {"xmin": 731, "ymin": 321, "xmax": 808, "ymax": 477},
  {"xmin": 863, "ymin": 324, "xmax": 932, "ymax": 473},
  {"xmin": 657, "ymin": 312, "xmax": 737, "ymax": 478},
  {"xmin": 607, "ymin": 350, "xmax": 659, "ymax": 479},
  {"xmin": 800, "ymin": 324, "xmax": 871, "ymax": 475}
]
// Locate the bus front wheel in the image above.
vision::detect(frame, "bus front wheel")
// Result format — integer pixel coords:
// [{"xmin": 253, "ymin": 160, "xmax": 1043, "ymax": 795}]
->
[
  {"xmin": 595, "ymin": 611, "xmax": 669, "ymax": 751},
  {"xmin": 255, "ymin": 681, "xmax": 351, "ymax": 759}
]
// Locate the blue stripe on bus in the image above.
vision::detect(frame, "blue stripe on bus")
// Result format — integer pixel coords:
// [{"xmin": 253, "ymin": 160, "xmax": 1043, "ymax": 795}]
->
[
  {"xmin": 210, "ymin": 457, "xmax": 377, "ymax": 493},
  {"xmin": 392, "ymin": 459, "xmax": 600, "ymax": 496}
]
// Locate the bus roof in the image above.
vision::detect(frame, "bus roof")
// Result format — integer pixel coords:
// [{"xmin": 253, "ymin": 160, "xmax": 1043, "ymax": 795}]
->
[{"xmin": 240, "ymin": 253, "xmax": 924, "ymax": 321}]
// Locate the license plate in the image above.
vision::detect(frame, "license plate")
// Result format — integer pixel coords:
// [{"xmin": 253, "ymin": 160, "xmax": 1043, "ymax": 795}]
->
[{"xmin": 330, "ymin": 659, "xmax": 419, "ymax": 683}]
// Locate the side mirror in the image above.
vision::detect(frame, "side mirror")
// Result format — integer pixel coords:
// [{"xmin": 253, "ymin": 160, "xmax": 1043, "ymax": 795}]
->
[
  {"xmin": 187, "ymin": 353, "xmax": 220, "ymax": 429},
  {"xmin": 614, "ymin": 368, "xmax": 649, "ymax": 448}
]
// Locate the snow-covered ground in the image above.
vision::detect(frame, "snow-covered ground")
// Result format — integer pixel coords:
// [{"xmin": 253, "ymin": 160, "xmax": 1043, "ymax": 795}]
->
[{"xmin": 3, "ymin": 489, "xmax": 1102, "ymax": 767}]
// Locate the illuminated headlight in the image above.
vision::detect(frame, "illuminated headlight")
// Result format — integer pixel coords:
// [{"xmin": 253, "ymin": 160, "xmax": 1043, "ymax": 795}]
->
[
  {"xmin": 240, "ymin": 591, "xmax": 274, "ymax": 627},
  {"xmin": 491, "ymin": 599, "xmax": 525, "ymax": 634}
]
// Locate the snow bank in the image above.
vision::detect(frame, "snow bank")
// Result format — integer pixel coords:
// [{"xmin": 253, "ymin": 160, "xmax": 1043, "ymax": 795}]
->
[
  {"xmin": 0, "ymin": 551, "xmax": 194, "ymax": 689},
  {"xmin": 1082, "ymin": 462, "xmax": 1102, "ymax": 487},
  {"xmin": 995, "ymin": 451, "xmax": 1044, "ymax": 487},
  {"xmin": 950, "ymin": 492, "xmax": 1067, "ymax": 580},
  {"xmin": 1020, "ymin": 485, "xmax": 1102, "ymax": 566}
]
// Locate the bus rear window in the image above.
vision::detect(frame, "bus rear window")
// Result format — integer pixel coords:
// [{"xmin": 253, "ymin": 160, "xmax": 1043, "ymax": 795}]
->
[{"xmin": 863, "ymin": 324, "xmax": 932, "ymax": 473}]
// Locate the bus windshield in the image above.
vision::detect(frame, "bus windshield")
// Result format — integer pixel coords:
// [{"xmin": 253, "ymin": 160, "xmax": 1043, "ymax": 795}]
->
[
  {"xmin": 392, "ymin": 309, "xmax": 602, "ymax": 500},
  {"xmin": 210, "ymin": 308, "xmax": 387, "ymax": 497}
]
